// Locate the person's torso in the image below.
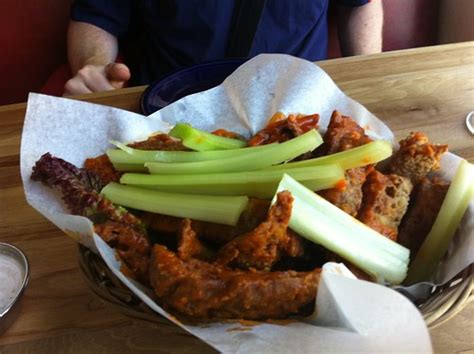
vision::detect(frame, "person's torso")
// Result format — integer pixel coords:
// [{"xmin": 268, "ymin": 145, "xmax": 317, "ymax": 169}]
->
[{"xmin": 130, "ymin": 0, "xmax": 329, "ymax": 84}]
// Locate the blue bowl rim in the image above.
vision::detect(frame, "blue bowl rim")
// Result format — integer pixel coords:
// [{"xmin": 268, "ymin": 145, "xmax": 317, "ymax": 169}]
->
[{"xmin": 140, "ymin": 58, "xmax": 247, "ymax": 115}]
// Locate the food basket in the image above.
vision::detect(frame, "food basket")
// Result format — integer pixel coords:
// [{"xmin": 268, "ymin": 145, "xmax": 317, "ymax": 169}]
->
[
  {"xmin": 21, "ymin": 53, "xmax": 473, "ymax": 350},
  {"xmin": 78, "ymin": 245, "xmax": 473, "ymax": 329}
]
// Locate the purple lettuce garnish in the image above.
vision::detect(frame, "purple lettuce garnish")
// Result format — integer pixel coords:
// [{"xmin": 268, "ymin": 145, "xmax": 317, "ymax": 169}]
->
[
  {"xmin": 31, "ymin": 153, "xmax": 103, "ymax": 214},
  {"xmin": 31, "ymin": 153, "xmax": 141, "ymax": 226},
  {"xmin": 31, "ymin": 153, "xmax": 150, "ymax": 282}
]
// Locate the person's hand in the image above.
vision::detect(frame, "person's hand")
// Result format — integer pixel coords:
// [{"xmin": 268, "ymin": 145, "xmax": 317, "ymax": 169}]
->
[{"xmin": 64, "ymin": 63, "xmax": 131, "ymax": 95}]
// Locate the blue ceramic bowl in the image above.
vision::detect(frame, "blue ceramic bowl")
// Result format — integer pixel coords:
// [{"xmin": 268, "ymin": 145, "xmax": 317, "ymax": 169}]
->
[{"xmin": 140, "ymin": 59, "xmax": 245, "ymax": 115}]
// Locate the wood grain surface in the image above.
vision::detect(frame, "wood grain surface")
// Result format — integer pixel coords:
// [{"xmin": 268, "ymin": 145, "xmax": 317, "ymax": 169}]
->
[{"xmin": 0, "ymin": 42, "xmax": 473, "ymax": 353}]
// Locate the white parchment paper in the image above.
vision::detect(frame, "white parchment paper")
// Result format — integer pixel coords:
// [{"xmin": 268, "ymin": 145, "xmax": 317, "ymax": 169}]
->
[{"xmin": 20, "ymin": 54, "xmax": 473, "ymax": 353}]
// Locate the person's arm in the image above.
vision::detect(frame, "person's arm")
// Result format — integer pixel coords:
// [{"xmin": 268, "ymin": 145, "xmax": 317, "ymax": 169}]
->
[
  {"xmin": 64, "ymin": 21, "xmax": 130, "ymax": 95},
  {"xmin": 335, "ymin": 0, "xmax": 384, "ymax": 57}
]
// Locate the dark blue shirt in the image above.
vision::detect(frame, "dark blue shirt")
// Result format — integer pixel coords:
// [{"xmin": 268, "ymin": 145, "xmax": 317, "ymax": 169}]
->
[{"xmin": 71, "ymin": 0, "xmax": 368, "ymax": 84}]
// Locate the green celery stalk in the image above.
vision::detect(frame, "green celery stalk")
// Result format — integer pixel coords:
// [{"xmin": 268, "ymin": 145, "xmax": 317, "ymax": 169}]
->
[
  {"xmin": 107, "ymin": 141, "xmax": 278, "ymax": 165},
  {"xmin": 268, "ymin": 140, "xmax": 392, "ymax": 171},
  {"xmin": 121, "ymin": 164, "xmax": 344, "ymax": 198},
  {"xmin": 146, "ymin": 129, "xmax": 323, "ymax": 174},
  {"xmin": 404, "ymin": 159, "xmax": 474, "ymax": 285},
  {"xmin": 169, "ymin": 123, "xmax": 246, "ymax": 151},
  {"xmin": 112, "ymin": 162, "xmax": 147, "ymax": 172},
  {"xmin": 274, "ymin": 174, "xmax": 410, "ymax": 284},
  {"xmin": 101, "ymin": 182, "xmax": 249, "ymax": 226}
]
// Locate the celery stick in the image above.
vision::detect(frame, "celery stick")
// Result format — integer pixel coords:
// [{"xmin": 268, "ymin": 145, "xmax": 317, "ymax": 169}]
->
[
  {"xmin": 107, "ymin": 142, "xmax": 277, "ymax": 165},
  {"xmin": 107, "ymin": 148, "xmax": 143, "ymax": 165},
  {"xmin": 274, "ymin": 175, "xmax": 410, "ymax": 284},
  {"xmin": 404, "ymin": 160, "xmax": 474, "ymax": 285},
  {"xmin": 169, "ymin": 123, "xmax": 246, "ymax": 151},
  {"xmin": 112, "ymin": 162, "xmax": 147, "ymax": 172},
  {"xmin": 121, "ymin": 165, "xmax": 344, "ymax": 198},
  {"xmin": 146, "ymin": 130, "xmax": 323, "ymax": 174},
  {"xmin": 269, "ymin": 140, "xmax": 392, "ymax": 171},
  {"xmin": 101, "ymin": 182, "xmax": 248, "ymax": 226},
  {"xmin": 110, "ymin": 140, "xmax": 135, "ymax": 154}
]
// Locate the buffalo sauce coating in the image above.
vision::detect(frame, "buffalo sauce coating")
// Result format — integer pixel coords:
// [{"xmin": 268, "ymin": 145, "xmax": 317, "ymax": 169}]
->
[
  {"xmin": 248, "ymin": 113, "xmax": 320, "ymax": 146},
  {"xmin": 357, "ymin": 170, "xmax": 413, "ymax": 241},
  {"xmin": 211, "ymin": 129, "xmax": 246, "ymax": 141},
  {"xmin": 216, "ymin": 191, "xmax": 295, "ymax": 271},
  {"xmin": 318, "ymin": 111, "xmax": 373, "ymax": 217},
  {"xmin": 150, "ymin": 244, "xmax": 321, "ymax": 320},
  {"xmin": 319, "ymin": 167, "xmax": 372, "ymax": 217},
  {"xmin": 84, "ymin": 154, "xmax": 122, "ymax": 184},
  {"xmin": 389, "ymin": 132, "xmax": 448, "ymax": 184},
  {"xmin": 94, "ymin": 220, "xmax": 151, "ymax": 285},
  {"xmin": 84, "ymin": 134, "xmax": 189, "ymax": 185},
  {"xmin": 128, "ymin": 133, "xmax": 188, "ymax": 151}
]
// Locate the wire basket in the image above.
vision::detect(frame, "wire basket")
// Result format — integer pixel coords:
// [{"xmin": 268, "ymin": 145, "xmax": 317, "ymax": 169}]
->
[{"xmin": 78, "ymin": 245, "xmax": 473, "ymax": 329}]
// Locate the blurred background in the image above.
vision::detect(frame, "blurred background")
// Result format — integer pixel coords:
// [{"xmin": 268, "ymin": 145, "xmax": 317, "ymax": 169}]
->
[{"xmin": 0, "ymin": 0, "xmax": 472, "ymax": 106}]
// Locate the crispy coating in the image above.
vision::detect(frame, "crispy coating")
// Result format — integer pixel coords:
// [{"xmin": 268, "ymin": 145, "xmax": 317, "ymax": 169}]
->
[
  {"xmin": 398, "ymin": 177, "xmax": 449, "ymax": 259},
  {"xmin": 389, "ymin": 132, "xmax": 448, "ymax": 184},
  {"xmin": 358, "ymin": 170, "xmax": 413, "ymax": 241},
  {"xmin": 94, "ymin": 221, "xmax": 151, "ymax": 284},
  {"xmin": 84, "ymin": 154, "xmax": 123, "ymax": 184},
  {"xmin": 128, "ymin": 133, "xmax": 188, "ymax": 151},
  {"xmin": 216, "ymin": 191, "xmax": 295, "ymax": 270},
  {"xmin": 319, "ymin": 167, "xmax": 372, "ymax": 217},
  {"xmin": 84, "ymin": 134, "xmax": 188, "ymax": 185},
  {"xmin": 282, "ymin": 229, "xmax": 306, "ymax": 259},
  {"xmin": 150, "ymin": 244, "xmax": 321, "ymax": 320},
  {"xmin": 323, "ymin": 110, "xmax": 372, "ymax": 155},
  {"xmin": 318, "ymin": 111, "xmax": 373, "ymax": 216},
  {"xmin": 247, "ymin": 113, "xmax": 319, "ymax": 146},
  {"xmin": 177, "ymin": 219, "xmax": 214, "ymax": 262}
]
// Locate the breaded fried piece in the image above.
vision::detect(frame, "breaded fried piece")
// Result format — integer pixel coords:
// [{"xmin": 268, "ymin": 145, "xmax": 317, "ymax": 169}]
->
[
  {"xmin": 32, "ymin": 153, "xmax": 151, "ymax": 284},
  {"xmin": 95, "ymin": 221, "xmax": 151, "ymax": 284},
  {"xmin": 318, "ymin": 111, "xmax": 373, "ymax": 216},
  {"xmin": 398, "ymin": 177, "xmax": 449, "ymax": 258},
  {"xmin": 216, "ymin": 191, "xmax": 299, "ymax": 270},
  {"xmin": 389, "ymin": 132, "xmax": 448, "ymax": 184},
  {"xmin": 282, "ymin": 229, "xmax": 306, "ymax": 258},
  {"xmin": 128, "ymin": 133, "xmax": 188, "ymax": 151},
  {"xmin": 84, "ymin": 154, "xmax": 123, "ymax": 184},
  {"xmin": 247, "ymin": 113, "xmax": 319, "ymax": 146},
  {"xmin": 323, "ymin": 110, "xmax": 372, "ymax": 155},
  {"xmin": 358, "ymin": 170, "xmax": 413, "ymax": 241},
  {"xmin": 177, "ymin": 219, "xmax": 214, "ymax": 262},
  {"xmin": 142, "ymin": 198, "xmax": 271, "ymax": 245},
  {"xmin": 319, "ymin": 167, "xmax": 372, "ymax": 217},
  {"xmin": 84, "ymin": 134, "xmax": 188, "ymax": 185},
  {"xmin": 150, "ymin": 244, "xmax": 321, "ymax": 320}
]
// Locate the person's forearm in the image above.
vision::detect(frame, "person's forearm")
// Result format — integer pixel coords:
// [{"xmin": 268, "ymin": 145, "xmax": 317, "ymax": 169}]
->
[
  {"xmin": 336, "ymin": 1, "xmax": 383, "ymax": 57},
  {"xmin": 67, "ymin": 21, "xmax": 119, "ymax": 75}
]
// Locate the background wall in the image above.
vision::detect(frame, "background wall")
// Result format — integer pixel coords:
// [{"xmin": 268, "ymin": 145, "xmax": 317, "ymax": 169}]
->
[
  {"xmin": 438, "ymin": 0, "xmax": 474, "ymax": 44},
  {"xmin": 0, "ymin": 0, "xmax": 471, "ymax": 106},
  {"xmin": 0, "ymin": 0, "xmax": 73, "ymax": 106}
]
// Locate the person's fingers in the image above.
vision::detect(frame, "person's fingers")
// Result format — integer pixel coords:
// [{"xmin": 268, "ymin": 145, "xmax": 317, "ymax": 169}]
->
[
  {"xmin": 64, "ymin": 77, "xmax": 93, "ymax": 96},
  {"xmin": 105, "ymin": 63, "xmax": 131, "ymax": 88},
  {"xmin": 78, "ymin": 67, "xmax": 115, "ymax": 92},
  {"xmin": 63, "ymin": 63, "xmax": 130, "ymax": 96}
]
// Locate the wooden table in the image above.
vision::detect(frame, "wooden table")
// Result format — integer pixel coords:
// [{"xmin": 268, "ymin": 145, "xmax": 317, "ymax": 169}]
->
[{"xmin": 0, "ymin": 42, "xmax": 473, "ymax": 353}]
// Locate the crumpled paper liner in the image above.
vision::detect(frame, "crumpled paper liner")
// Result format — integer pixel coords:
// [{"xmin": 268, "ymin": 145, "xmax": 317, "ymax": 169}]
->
[{"xmin": 21, "ymin": 54, "xmax": 472, "ymax": 353}]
